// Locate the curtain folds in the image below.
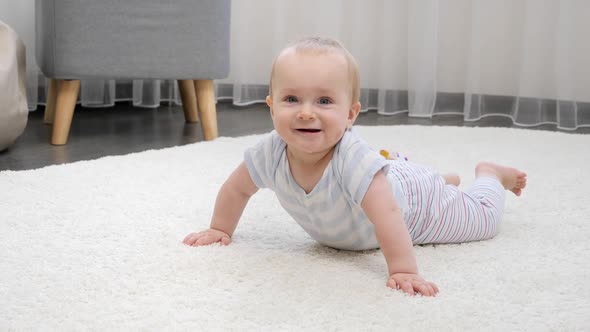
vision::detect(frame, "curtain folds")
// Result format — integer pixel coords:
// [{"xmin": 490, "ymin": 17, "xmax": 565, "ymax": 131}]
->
[{"xmin": 2, "ymin": 0, "xmax": 589, "ymax": 130}]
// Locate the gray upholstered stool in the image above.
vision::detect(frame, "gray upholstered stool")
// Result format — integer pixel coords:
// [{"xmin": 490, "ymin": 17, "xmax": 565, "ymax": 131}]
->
[{"xmin": 35, "ymin": 0, "xmax": 231, "ymax": 145}]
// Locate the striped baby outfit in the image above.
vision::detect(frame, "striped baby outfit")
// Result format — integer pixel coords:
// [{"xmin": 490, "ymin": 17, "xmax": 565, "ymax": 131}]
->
[
  {"xmin": 244, "ymin": 128, "xmax": 505, "ymax": 250},
  {"xmin": 387, "ymin": 161, "xmax": 505, "ymax": 244}
]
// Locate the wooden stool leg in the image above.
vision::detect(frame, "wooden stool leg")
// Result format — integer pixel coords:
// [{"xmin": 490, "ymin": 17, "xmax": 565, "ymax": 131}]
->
[
  {"xmin": 194, "ymin": 79, "xmax": 218, "ymax": 141},
  {"xmin": 178, "ymin": 79, "xmax": 199, "ymax": 123},
  {"xmin": 51, "ymin": 79, "xmax": 80, "ymax": 145},
  {"xmin": 44, "ymin": 79, "xmax": 58, "ymax": 124}
]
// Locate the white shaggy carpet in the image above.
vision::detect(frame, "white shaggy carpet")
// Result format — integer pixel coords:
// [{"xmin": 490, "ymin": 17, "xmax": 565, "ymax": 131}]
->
[{"xmin": 1, "ymin": 125, "xmax": 589, "ymax": 331}]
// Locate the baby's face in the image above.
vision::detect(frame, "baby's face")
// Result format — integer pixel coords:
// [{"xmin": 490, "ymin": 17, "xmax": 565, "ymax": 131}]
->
[{"xmin": 267, "ymin": 50, "xmax": 360, "ymax": 159}]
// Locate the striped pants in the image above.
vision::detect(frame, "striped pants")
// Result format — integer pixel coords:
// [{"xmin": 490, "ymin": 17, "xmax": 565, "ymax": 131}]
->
[{"xmin": 388, "ymin": 161, "xmax": 506, "ymax": 244}]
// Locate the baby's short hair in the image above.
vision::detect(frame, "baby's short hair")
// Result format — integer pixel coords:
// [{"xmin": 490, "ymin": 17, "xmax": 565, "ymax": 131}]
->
[{"xmin": 269, "ymin": 36, "xmax": 360, "ymax": 104}]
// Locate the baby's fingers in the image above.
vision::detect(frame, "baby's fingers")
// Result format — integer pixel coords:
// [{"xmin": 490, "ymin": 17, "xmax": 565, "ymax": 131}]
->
[
  {"xmin": 194, "ymin": 233, "xmax": 219, "ymax": 246},
  {"xmin": 400, "ymin": 281, "xmax": 415, "ymax": 296},
  {"xmin": 416, "ymin": 282, "xmax": 435, "ymax": 297},
  {"xmin": 220, "ymin": 236, "xmax": 232, "ymax": 246},
  {"xmin": 386, "ymin": 277, "xmax": 398, "ymax": 290},
  {"xmin": 387, "ymin": 275, "xmax": 438, "ymax": 297},
  {"xmin": 386, "ymin": 277, "xmax": 416, "ymax": 295},
  {"xmin": 182, "ymin": 232, "xmax": 202, "ymax": 245},
  {"xmin": 430, "ymin": 282, "xmax": 440, "ymax": 295},
  {"xmin": 183, "ymin": 229, "xmax": 232, "ymax": 247}
]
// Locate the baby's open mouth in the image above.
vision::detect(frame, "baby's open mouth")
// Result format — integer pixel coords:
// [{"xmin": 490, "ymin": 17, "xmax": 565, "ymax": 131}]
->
[{"xmin": 296, "ymin": 128, "xmax": 321, "ymax": 133}]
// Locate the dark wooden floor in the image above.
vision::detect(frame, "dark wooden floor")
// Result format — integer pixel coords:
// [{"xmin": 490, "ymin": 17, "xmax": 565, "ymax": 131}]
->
[{"xmin": 1, "ymin": 101, "xmax": 587, "ymax": 171}]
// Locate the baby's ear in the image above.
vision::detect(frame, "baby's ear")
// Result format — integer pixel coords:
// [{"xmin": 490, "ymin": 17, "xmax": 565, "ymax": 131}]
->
[
  {"xmin": 347, "ymin": 101, "xmax": 361, "ymax": 128},
  {"xmin": 266, "ymin": 95, "xmax": 274, "ymax": 116}
]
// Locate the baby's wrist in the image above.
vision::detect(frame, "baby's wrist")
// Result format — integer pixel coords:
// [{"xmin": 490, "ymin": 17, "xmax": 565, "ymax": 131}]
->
[
  {"xmin": 388, "ymin": 264, "xmax": 419, "ymax": 276},
  {"xmin": 389, "ymin": 271, "xmax": 419, "ymax": 278},
  {"xmin": 209, "ymin": 227, "xmax": 231, "ymax": 237}
]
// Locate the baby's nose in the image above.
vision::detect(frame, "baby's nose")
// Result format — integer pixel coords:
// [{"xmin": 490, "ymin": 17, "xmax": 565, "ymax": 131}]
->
[{"xmin": 297, "ymin": 105, "xmax": 315, "ymax": 120}]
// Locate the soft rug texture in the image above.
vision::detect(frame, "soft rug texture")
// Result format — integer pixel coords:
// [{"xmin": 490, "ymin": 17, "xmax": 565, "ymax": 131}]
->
[{"xmin": 1, "ymin": 125, "xmax": 589, "ymax": 331}]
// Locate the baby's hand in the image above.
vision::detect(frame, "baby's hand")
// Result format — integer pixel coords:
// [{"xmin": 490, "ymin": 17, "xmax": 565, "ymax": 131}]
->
[
  {"xmin": 387, "ymin": 273, "xmax": 439, "ymax": 297},
  {"xmin": 183, "ymin": 229, "xmax": 232, "ymax": 247}
]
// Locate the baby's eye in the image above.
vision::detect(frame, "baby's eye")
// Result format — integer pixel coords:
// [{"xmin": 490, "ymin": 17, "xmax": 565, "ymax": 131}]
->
[
  {"xmin": 285, "ymin": 96, "xmax": 298, "ymax": 103},
  {"xmin": 318, "ymin": 98, "xmax": 332, "ymax": 105}
]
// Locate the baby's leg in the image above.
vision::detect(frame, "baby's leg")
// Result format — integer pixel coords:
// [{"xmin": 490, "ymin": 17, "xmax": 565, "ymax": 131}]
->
[
  {"xmin": 420, "ymin": 162, "xmax": 526, "ymax": 244},
  {"xmin": 418, "ymin": 177, "xmax": 505, "ymax": 244},
  {"xmin": 475, "ymin": 162, "xmax": 527, "ymax": 196}
]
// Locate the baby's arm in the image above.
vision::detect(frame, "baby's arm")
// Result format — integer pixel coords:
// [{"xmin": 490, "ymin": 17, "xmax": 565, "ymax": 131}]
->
[
  {"xmin": 183, "ymin": 161, "xmax": 258, "ymax": 246},
  {"xmin": 361, "ymin": 171, "xmax": 438, "ymax": 296}
]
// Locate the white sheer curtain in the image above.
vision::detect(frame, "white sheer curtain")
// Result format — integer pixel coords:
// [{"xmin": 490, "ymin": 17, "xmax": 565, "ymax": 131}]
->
[
  {"xmin": 222, "ymin": 0, "xmax": 590, "ymax": 130},
  {"xmin": 2, "ymin": 0, "xmax": 589, "ymax": 130}
]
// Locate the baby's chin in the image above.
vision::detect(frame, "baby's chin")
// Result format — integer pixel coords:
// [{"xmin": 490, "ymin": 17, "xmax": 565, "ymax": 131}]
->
[{"xmin": 286, "ymin": 144, "xmax": 335, "ymax": 158}]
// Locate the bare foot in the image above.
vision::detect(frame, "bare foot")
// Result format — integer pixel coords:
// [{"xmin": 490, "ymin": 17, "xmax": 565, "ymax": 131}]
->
[
  {"xmin": 475, "ymin": 162, "xmax": 527, "ymax": 196},
  {"xmin": 443, "ymin": 173, "xmax": 461, "ymax": 186}
]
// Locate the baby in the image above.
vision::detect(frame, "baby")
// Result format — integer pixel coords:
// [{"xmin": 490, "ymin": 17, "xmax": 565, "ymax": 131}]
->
[{"xmin": 183, "ymin": 37, "xmax": 527, "ymax": 297}]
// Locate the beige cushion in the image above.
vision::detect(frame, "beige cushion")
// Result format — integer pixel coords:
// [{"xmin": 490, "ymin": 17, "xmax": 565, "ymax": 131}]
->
[{"xmin": 0, "ymin": 20, "xmax": 27, "ymax": 151}]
